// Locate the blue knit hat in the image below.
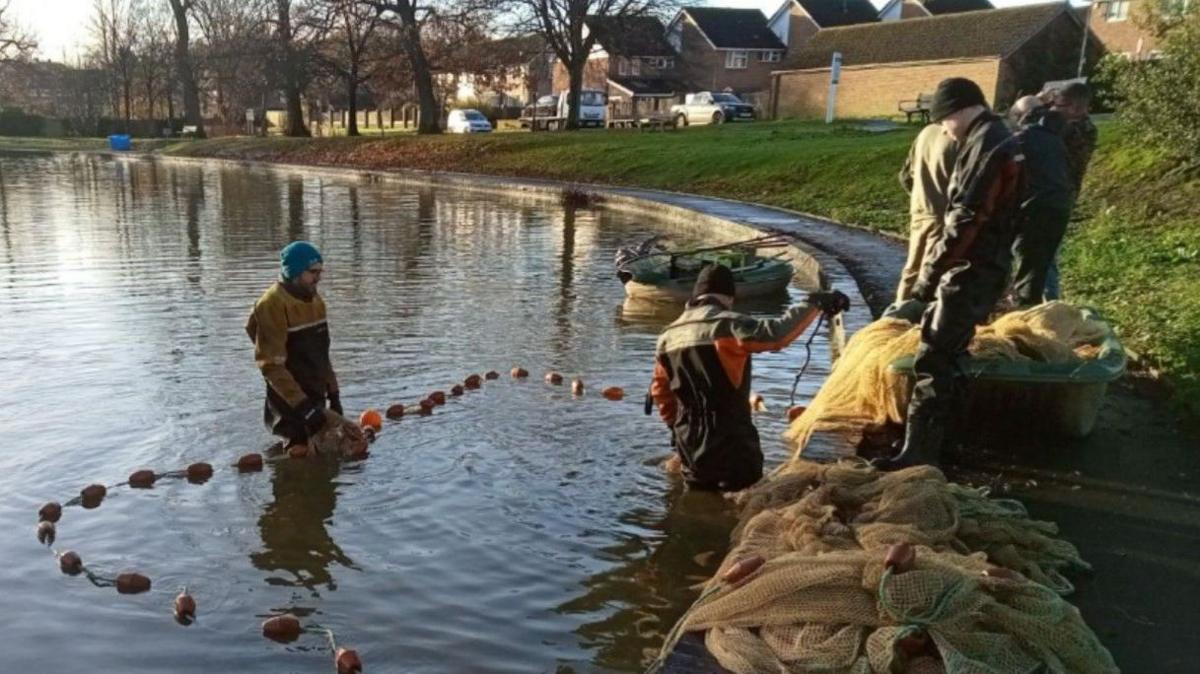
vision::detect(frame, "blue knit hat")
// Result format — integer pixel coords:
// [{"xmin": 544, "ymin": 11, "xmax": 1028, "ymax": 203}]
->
[{"xmin": 280, "ymin": 241, "xmax": 323, "ymax": 280}]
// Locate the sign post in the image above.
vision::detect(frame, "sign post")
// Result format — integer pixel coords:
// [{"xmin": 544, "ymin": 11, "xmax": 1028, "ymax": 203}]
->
[
  {"xmin": 825, "ymin": 52, "xmax": 842, "ymax": 124},
  {"xmin": 245, "ymin": 108, "xmax": 255, "ymax": 136}
]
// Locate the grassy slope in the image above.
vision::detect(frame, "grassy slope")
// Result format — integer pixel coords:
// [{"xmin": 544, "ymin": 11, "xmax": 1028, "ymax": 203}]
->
[{"xmin": 5, "ymin": 120, "xmax": 1195, "ymax": 408}]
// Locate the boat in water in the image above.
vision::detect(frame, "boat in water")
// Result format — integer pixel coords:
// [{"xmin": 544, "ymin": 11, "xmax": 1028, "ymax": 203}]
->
[{"xmin": 614, "ymin": 235, "xmax": 795, "ymax": 302}]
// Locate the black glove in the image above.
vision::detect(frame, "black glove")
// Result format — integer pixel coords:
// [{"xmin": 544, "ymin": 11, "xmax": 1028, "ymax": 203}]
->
[
  {"xmin": 809, "ymin": 290, "xmax": 851, "ymax": 316},
  {"xmin": 295, "ymin": 398, "xmax": 327, "ymax": 435},
  {"xmin": 910, "ymin": 280, "xmax": 935, "ymax": 304},
  {"xmin": 328, "ymin": 391, "xmax": 343, "ymax": 416}
]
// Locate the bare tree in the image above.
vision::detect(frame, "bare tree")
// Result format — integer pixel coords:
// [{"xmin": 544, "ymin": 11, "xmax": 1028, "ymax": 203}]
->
[
  {"xmin": 363, "ymin": 0, "xmax": 444, "ymax": 134},
  {"xmin": 514, "ymin": 0, "xmax": 661, "ymax": 129},
  {"xmin": 0, "ymin": 0, "xmax": 36, "ymax": 61},
  {"xmin": 136, "ymin": 6, "xmax": 175, "ymax": 121},
  {"xmin": 321, "ymin": 0, "xmax": 384, "ymax": 136},
  {"xmin": 166, "ymin": 0, "xmax": 206, "ymax": 136},
  {"xmin": 195, "ymin": 0, "xmax": 271, "ymax": 129},
  {"xmin": 269, "ymin": 0, "xmax": 327, "ymax": 136},
  {"xmin": 91, "ymin": 0, "xmax": 141, "ymax": 127}
]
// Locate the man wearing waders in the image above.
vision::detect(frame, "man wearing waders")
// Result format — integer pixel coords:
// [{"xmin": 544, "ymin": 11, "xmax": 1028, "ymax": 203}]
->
[
  {"xmin": 246, "ymin": 241, "xmax": 354, "ymax": 449},
  {"xmin": 875, "ymin": 78, "xmax": 1024, "ymax": 470},
  {"xmin": 650, "ymin": 264, "xmax": 850, "ymax": 490},
  {"xmin": 1008, "ymin": 95, "xmax": 1073, "ymax": 307}
]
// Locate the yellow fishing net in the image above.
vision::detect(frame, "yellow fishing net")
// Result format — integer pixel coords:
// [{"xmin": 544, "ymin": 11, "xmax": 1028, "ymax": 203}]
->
[
  {"xmin": 651, "ymin": 303, "xmax": 1118, "ymax": 674},
  {"xmin": 653, "ymin": 461, "xmax": 1118, "ymax": 674},
  {"xmin": 784, "ymin": 302, "xmax": 1110, "ymax": 456}
]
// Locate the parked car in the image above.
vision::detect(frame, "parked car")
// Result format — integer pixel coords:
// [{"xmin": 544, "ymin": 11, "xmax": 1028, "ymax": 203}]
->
[
  {"xmin": 519, "ymin": 90, "xmax": 608, "ymax": 130},
  {"xmin": 447, "ymin": 108, "xmax": 493, "ymax": 134},
  {"xmin": 671, "ymin": 92, "xmax": 756, "ymax": 126}
]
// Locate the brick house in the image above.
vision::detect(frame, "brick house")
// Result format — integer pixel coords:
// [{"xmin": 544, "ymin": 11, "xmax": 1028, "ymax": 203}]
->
[
  {"xmin": 766, "ymin": 0, "xmax": 879, "ymax": 49},
  {"xmin": 443, "ymin": 35, "xmax": 552, "ymax": 109},
  {"xmin": 877, "ymin": 0, "xmax": 994, "ymax": 22},
  {"xmin": 1086, "ymin": 0, "xmax": 1162, "ymax": 57},
  {"xmin": 665, "ymin": 7, "xmax": 786, "ymax": 96},
  {"xmin": 551, "ymin": 15, "xmax": 687, "ymax": 118},
  {"xmin": 770, "ymin": 2, "xmax": 1104, "ymax": 120}
]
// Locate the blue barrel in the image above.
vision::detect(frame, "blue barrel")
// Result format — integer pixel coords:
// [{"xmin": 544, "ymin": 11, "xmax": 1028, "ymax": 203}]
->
[{"xmin": 108, "ymin": 134, "xmax": 132, "ymax": 151}]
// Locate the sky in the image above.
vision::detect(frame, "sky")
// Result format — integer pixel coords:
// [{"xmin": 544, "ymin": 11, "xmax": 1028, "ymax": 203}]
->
[{"xmin": 9, "ymin": 0, "xmax": 1066, "ymax": 62}]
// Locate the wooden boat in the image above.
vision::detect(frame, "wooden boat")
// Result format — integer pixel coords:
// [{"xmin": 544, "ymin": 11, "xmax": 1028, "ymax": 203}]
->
[{"xmin": 615, "ymin": 236, "xmax": 795, "ymax": 303}]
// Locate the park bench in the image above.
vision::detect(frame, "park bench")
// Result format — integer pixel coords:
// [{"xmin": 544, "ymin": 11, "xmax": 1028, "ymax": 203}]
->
[
  {"xmin": 898, "ymin": 93, "xmax": 933, "ymax": 124},
  {"xmin": 181, "ymin": 125, "xmax": 200, "ymax": 138}
]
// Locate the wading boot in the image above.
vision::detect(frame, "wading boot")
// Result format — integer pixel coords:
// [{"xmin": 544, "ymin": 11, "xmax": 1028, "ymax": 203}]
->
[{"xmin": 872, "ymin": 411, "xmax": 944, "ymax": 471}]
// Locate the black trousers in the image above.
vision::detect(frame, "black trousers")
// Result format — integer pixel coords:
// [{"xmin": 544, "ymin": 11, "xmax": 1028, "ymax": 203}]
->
[
  {"xmin": 906, "ymin": 260, "xmax": 1011, "ymax": 454},
  {"xmin": 1011, "ymin": 204, "xmax": 1071, "ymax": 307}
]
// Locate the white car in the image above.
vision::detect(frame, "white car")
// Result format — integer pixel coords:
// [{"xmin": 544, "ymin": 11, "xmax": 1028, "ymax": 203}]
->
[{"xmin": 447, "ymin": 109, "xmax": 493, "ymax": 134}]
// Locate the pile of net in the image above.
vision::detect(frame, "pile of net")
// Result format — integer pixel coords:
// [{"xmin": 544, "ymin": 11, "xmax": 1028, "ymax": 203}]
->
[
  {"xmin": 784, "ymin": 302, "xmax": 1111, "ymax": 455},
  {"xmin": 652, "ymin": 460, "xmax": 1118, "ymax": 674}
]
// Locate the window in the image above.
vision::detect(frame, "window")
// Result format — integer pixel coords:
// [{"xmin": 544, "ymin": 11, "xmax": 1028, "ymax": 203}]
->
[
  {"xmin": 618, "ymin": 57, "xmax": 641, "ymax": 76},
  {"xmin": 725, "ymin": 50, "xmax": 748, "ymax": 69},
  {"xmin": 651, "ymin": 57, "xmax": 674, "ymax": 70},
  {"xmin": 1105, "ymin": 0, "xmax": 1130, "ymax": 21},
  {"xmin": 756, "ymin": 51, "xmax": 782, "ymax": 63}
]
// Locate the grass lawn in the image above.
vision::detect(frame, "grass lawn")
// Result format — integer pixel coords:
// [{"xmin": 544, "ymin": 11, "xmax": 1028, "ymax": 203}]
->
[{"xmin": 3, "ymin": 119, "xmax": 1195, "ymax": 411}]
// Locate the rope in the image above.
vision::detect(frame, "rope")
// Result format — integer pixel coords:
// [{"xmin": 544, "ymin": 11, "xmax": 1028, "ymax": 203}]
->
[{"xmin": 790, "ymin": 312, "xmax": 828, "ymax": 407}]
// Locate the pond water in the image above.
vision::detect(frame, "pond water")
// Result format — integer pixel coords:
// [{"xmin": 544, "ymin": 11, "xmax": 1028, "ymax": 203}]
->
[{"xmin": 0, "ymin": 152, "xmax": 834, "ymax": 673}]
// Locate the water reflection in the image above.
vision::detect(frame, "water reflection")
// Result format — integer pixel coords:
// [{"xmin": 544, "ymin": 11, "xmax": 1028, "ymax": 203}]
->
[{"xmin": 251, "ymin": 458, "xmax": 355, "ymax": 594}]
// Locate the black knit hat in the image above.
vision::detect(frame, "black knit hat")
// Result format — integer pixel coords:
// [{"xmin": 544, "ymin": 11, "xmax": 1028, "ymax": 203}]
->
[
  {"xmin": 692, "ymin": 263, "xmax": 736, "ymax": 299},
  {"xmin": 930, "ymin": 77, "xmax": 987, "ymax": 122}
]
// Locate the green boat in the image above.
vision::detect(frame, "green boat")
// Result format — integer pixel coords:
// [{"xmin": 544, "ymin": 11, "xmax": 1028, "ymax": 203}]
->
[{"xmin": 615, "ymin": 236, "xmax": 795, "ymax": 302}]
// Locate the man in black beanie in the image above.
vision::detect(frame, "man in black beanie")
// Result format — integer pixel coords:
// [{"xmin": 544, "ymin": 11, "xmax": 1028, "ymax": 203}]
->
[
  {"xmin": 875, "ymin": 77, "xmax": 1024, "ymax": 470},
  {"xmin": 650, "ymin": 264, "xmax": 850, "ymax": 490}
]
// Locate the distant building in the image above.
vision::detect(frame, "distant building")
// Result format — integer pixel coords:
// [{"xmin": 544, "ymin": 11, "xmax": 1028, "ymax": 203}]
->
[
  {"xmin": 1086, "ymin": 0, "xmax": 1162, "ymax": 57},
  {"xmin": 877, "ymin": 0, "xmax": 995, "ymax": 22},
  {"xmin": 442, "ymin": 35, "xmax": 552, "ymax": 108},
  {"xmin": 551, "ymin": 15, "xmax": 686, "ymax": 116},
  {"xmin": 666, "ymin": 6, "xmax": 787, "ymax": 95},
  {"xmin": 771, "ymin": 2, "xmax": 1103, "ymax": 119},
  {"xmin": 767, "ymin": 0, "xmax": 879, "ymax": 48}
]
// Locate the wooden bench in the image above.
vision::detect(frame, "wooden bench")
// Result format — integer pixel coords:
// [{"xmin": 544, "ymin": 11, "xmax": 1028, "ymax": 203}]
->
[{"xmin": 898, "ymin": 93, "xmax": 933, "ymax": 124}]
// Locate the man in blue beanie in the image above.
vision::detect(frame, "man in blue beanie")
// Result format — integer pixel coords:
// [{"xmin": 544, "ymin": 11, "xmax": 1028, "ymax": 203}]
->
[{"xmin": 246, "ymin": 241, "xmax": 349, "ymax": 448}]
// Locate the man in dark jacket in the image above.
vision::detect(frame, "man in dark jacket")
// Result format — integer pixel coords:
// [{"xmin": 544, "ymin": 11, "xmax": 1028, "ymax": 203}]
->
[
  {"xmin": 875, "ymin": 78, "xmax": 1024, "ymax": 470},
  {"xmin": 1009, "ymin": 96, "xmax": 1074, "ymax": 307},
  {"xmin": 650, "ymin": 265, "xmax": 850, "ymax": 491}
]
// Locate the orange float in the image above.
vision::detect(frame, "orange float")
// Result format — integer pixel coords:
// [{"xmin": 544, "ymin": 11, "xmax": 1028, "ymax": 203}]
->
[
  {"xmin": 236, "ymin": 453, "xmax": 264, "ymax": 472},
  {"xmin": 186, "ymin": 462, "xmax": 214, "ymax": 483},
  {"xmin": 288, "ymin": 444, "xmax": 311, "ymax": 459},
  {"xmin": 116, "ymin": 572, "xmax": 152, "ymax": 594},
  {"xmin": 262, "ymin": 614, "xmax": 302, "ymax": 643},
  {"xmin": 418, "ymin": 400, "xmax": 434, "ymax": 416},
  {"xmin": 128, "ymin": 469, "xmax": 157, "ymax": 488},
  {"xmin": 429, "ymin": 391, "xmax": 447, "ymax": 406},
  {"xmin": 602, "ymin": 387, "xmax": 625, "ymax": 401},
  {"xmin": 37, "ymin": 520, "xmax": 55, "ymax": 545},
  {"xmin": 359, "ymin": 409, "xmax": 383, "ymax": 432},
  {"xmin": 80, "ymin": 484, "xmax": 106, "ymax": 508},
  {"xmin": 484, "ymin": 371, "xmax": 500, "ymax": 380},
  {"xmin": 59, "ymin": 551, "xmax": 83, "ymax": 575},
  {"xmin": 174, "ymin": 589, "xmax": 196, "ymax": 622},
  {"xmin": 385, "ymin": 404, "xmax": 405, "ymax": 420},
  {"xmin": 571, "ymin": 379, "xmax": 585, "ymax": 395},
  {"xmin": 335, "ymin": 648, "xmax": 363, "ymax": 674},
  {"xmin": 786, "ymin": 405, "xmax": 807, "ymax": 422},
  {"xmin": 511, "ymin": 367, "xmax": 529, "ymax": 379},
  {"xmin": 464, "ymin": 374, "xmax": 483, "ymax": 389},
  {"xmin": 450, "ymin": 385, "xmax": 464, "ymax": 397},
  {"xmin": 39, "ymin": 501, "xmax": 62, "ymax": 523},
  {"xmin": 544, "ymin": 372, "xmax": 563, "ymax": 385}
]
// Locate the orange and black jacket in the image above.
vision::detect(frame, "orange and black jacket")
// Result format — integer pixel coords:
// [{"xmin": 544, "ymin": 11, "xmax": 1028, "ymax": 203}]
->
[
  {"xmin": 650, "ymin": 298, "xmax": 821, "ymax": 488},
  {"xmin": 245, "ymin": 281, "xmax": 338, "ymax": 415},
  {"xmin": 912, "ymin": 112, "xmax": 1024, "ymax": 302}
]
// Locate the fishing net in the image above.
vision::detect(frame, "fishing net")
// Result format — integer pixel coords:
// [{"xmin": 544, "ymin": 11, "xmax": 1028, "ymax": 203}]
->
[
  {"xmin": 783, "ymin": 302, "xmax": 1110, "ymax": 455},
  {"xmin": 653, "ymin": 461, "xmax": 1118, "ymax": 674}
]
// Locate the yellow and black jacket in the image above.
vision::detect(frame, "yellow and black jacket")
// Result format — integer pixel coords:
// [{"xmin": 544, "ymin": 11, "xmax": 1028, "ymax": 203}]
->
[
  {"xmin": 651, "ymin": 298, "xmax": 821, "ymax": 490},
  {"xmin": 246, "ymin": 281, "xmax": 337, "ymax": 438}
]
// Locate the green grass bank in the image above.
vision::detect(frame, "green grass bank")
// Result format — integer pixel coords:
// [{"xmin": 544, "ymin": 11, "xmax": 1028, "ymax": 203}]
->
[{"xmin": 2, "ymin": 120, "xmax": 1195, "ymax": 410}]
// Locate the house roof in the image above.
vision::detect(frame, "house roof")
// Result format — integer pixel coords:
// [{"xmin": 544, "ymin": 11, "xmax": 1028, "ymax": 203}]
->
[
  {"xmin": 781, "ymin": 2, "xmax": 1071, "ymax": 70},
  {"xmin": 920, "ymin": 0, "xmax": 994, "ymax": 15},
  {"xmin": 585, "ymin": 15, "xmax": 675, "ymax": 57},
  {"xmin": 681, "ymin": 6, "xmax": 786, "ymax": 50},
  {"xmin": 794, "ymin": 0, "xmax": 880, "ymax": 27}
]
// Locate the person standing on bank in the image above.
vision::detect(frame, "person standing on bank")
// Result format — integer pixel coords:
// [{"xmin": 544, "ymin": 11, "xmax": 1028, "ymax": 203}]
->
[
  {"xmin": 1041, "ymin": 82, "xmax": 1098, "ymax": 300},
  {"xmin": 875, "ymin": 78, "xmax": 1024, "ymax": 470},
  {"xmin": 246, "ymin": 241, "xmax": 347, "ymax": 449},
  {"xmin": 896, "ymin": 123, "xmax": 958, "ymax": 303},
  {"xmin": 650, "ymin": 264, "xmax": 850, "ymax": 491},
  {"xmin": 1007, "ymin": 95, "xmax": 1073, "ymax": 307}
]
